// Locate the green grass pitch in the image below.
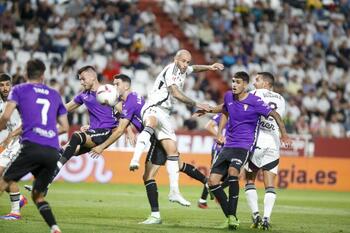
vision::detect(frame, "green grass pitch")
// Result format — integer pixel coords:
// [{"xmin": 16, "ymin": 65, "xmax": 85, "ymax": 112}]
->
[{"xmin": 1, "ymin": 181, "xmax": 349, "ymax": 233}]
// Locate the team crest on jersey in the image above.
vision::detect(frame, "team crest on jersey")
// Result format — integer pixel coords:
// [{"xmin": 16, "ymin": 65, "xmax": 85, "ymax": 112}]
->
[{"xmin": 243, "ymin": 104, "xmax": 248, "ymax": 111}]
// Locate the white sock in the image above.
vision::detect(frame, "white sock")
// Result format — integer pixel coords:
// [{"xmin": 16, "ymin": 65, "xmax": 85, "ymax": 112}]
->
[
  {"xmin": 132, "ymin": 129, "xmax": 153, "ymax": 163},
  {"xmin": 264, "ymin": 192, "xmax": 276, "ymax": 220},
  {"xmin": 151, "ymin": 211, "xmax": 160, "ymax": 218},
  {"xmin": 51, "ymin": 225, "xmax": 60, "ymax": 231},
  {"xmin": 245, "ymin": 185, "xmax": 259, "ymax": 215},
  {"xmin": 9, "ymin": 192, "xmax": 20, "ymax": 214},
  {"xmin": 199, "ymin": 198, "xmax": 207, "ymax": 203},
  {"xmin": 166, "ymin": 157, "xmax": 179, "ymax": 193}
]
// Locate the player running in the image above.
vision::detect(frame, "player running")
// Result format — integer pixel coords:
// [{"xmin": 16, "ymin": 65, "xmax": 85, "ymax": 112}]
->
[
  {"xmin": 0, "ymin": 59, "xmax": 69, "ymax": 233},
  {"xmin": 244, "ymin": 72, "xmax": 286, "ymax": 230}
]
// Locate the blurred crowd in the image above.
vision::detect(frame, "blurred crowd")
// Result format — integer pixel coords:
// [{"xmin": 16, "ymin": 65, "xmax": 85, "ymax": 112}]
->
[
  {"xmin": 0, "ymin": 0, "xmax": 350, "ymax": 138},
  {"xmin": 163, "ymin": 0, "xmax": 350, "ymax": 137}
]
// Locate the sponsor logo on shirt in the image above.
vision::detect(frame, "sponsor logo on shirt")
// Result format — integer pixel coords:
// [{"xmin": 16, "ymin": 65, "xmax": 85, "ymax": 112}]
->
[
  {"xmin": 33, "ymin": 127, "xmax": 56, "ymax": 138},
  {"xmin": 260, "ymin": 121, "xmax": 276, "ymax": 131}
]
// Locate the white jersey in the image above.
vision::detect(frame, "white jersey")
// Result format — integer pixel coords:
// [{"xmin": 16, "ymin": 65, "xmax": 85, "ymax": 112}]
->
[
  {"xmin": 145, "ymin": 62, "xmax": 193, "ymax": 113},
  {"xmin": 251, "ymin": 89, "xmax": 286, "ymax": 150},
  {"xmin": 0, "ymin": 98, "xmax": 22, "ymax": 143}
]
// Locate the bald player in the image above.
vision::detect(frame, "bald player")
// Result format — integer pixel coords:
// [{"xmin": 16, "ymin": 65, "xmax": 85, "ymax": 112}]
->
[{"xmin": 131, "ymin": 49, "xmax": 224, "ymax": 224}]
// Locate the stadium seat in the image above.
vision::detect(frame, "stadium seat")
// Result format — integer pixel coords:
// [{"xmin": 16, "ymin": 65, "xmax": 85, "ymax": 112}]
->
[
  {"xmin": 131, "ymin": 82, "xmax": 146, "ymax": 96},
  {"xmin": 134, "ymin": 69, "xmax": 150, "ymax": 85},
  {"xmin": 33, "ymin": 51, "xmax": 48, "ymax": 61},
  {"xmin": 120, "ymin": 67, "xmax": 134, "ymax": 79},
  {"xmin": 5, "ymin": 50, "xmax": 15, "ymax": 61},
  {"xmin": 16, "ymin": 50, "xmax": 31, "ymax": 66},
  {"xmin": 93, "ymin": 54, "xmax": 108, "ymax": 73}
]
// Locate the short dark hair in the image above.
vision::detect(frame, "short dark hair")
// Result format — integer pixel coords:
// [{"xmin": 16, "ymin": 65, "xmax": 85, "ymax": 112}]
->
[
  {"xmin": 26, "ymin": 59, "xmax": 46, "ymax": 80},
  {"xmin": 257, "ymin": 72, "xmax": 275, "ymax": 87},
  {"xmin": 114, "ymin": 74, "xmax": 131, "ymax": 84},
  {"xmin": 77, "ymin": 65, "xmax": 96, "ymax": 76},
  {"xmin": 0, "ymin": 73, "xmax": 12, "ymax": 82},
  {"xmin": 233, "ymin": 71, "xmax": 249, "ymax": 83}
]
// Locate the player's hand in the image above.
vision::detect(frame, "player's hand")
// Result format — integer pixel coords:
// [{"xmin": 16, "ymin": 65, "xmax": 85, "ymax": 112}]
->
[
  {"xmin": 281, "ymin": 135, "xmax": 292, "ymax": 148},
  {"xmin": 129, "ymin": 159, "xmax": 140, "ymax": 172},
  {"xmin": 192, "ymin": 109, "xmax": 207, "ymax": 118},
  {"xmin": 89, "ymin": 146, "xmax": 103, "ymax": 159},
  {"xmin": 215, "ymin": 135, "xmax": 225, "ymax": 145},
  {"xmin": 126, "ymin": 130, "xmax": 137, "ymax": 147},
  {"xmin": 80, "ymin": 125, "xmax": 90, "ymax": 132},
  {"xmin": 209, "ymin": 63, "xmax": 224, "ymax": 71},
  {"xmin": 196, "ymin": 103, "xmax": 212, "ymax": 112}
]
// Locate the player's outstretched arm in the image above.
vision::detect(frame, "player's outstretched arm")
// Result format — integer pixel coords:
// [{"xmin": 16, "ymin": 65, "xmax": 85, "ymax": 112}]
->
[
  {"xmin": 192, "ymin": 103, "xmax": 224, "ymax": 117},
  {"xmin": 65, "ymin": 100, "xmax": 82, "ymax": 112},
  {"xmin": 192, "ymin": 63, "xmax": 224, "ymax": 73},
  {"xmin": 168, "ymin": 84, "xmax": 212, "ymax": 111},
  {"xmin": 269, "ymin": 110, "xmax": 292, "ymax": 148},
  {"xmin": 0, "ymin": 101, "xmax": 16, "ymax": 131},
  {"xmin": 90, "ymin": 118, "xmax": 130, "ymax": 155},
  {"xmin": 168, "ymin": 84, "xmax": 196, "ymax": 107}
]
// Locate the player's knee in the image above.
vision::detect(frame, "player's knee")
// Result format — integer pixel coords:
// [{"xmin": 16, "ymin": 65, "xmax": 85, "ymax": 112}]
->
[
  {"xmin": 265, "ymin": 186, "xmax": 276, "ymax": 194},
  {"xmin": 228, "ymin": 166, "xmax": 240, "ymax": 176},
  {"xmin": 208, "ymin": 176, "xmax": 220, "ymax": 186},
  {"xmin": 31, "ymin": 190, "xmax": 45, "ymax": 204},
  {"xmin": 70, "ymin": 132, "xmax": 87, "ymax": 145},
  {"xmin": 143, "ymin": 172, "xmax": 155, "ymax": 182},
  {"xmin": 245, "ymin": 183, "xmax": 256, "ymax": 192}
]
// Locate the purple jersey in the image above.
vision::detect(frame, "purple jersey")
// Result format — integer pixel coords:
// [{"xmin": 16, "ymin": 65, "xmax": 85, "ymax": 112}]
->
[
  {"xmin": 121, "ymin": 92, "xmax": 145, "ymax": 132},
  {"xmin": 74, "ymin": 90, "xmax": 117, "ymax": 130},
  {"xmin": 8, "ymin": 83, "xmax": 67, "ymax": 149},
  {"xmin": 223, "ymin": 91, "xmax": 272, "ymax": 150},
  {"xmin": 211, "ymin": 113, "xmax": 227, "ymax": 154}
]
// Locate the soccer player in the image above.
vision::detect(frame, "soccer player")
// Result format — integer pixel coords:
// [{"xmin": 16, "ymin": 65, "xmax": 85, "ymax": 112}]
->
[
  {"xmin": 0, "ymin": 73, "xmax": 27, "ymax": 220},
  {"xmin": 52, "ymin": 65, "xmax": 118, "ymax": 179},
  {"xmin": 130, "ymin": 49, "xmax": 224, "ymax": 223},
  {"xmin": 0, "ymin": 59, "xmax": 69, "ymax": 233},
  {"xmin": 24, "ymin": 66, "xmax": 121, "ymax": 193},
  {"xmin": 89, "ymin": 74, "xmax": 164, "ymax": 225},
  {"xmin": 197, "ymin": 113, "xmax": 229, "ymax": 209},
  {"xmin": 87, "ymin": 74, "xmax": 172, "ymax": 225},
  {"xmin": 197, "ymin": 71, "xmax": 291, "ymax": 230},
  {"xmin": 244, "ymin": 72, "xmax": 286, "ymax": 230},
  {"xmin": 90, "ymin": 73, "xmax": 144, "ymax": 155}
]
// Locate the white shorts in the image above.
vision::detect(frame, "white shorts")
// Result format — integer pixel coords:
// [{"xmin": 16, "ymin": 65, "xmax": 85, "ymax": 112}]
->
[
  {"xmin": 246, "ymin": 147, "xmax": 280, "ymax": 174},
  {"xmin": 142, "ymin": 105, "xmax": 176, "ymax": 142},
  {"xmin": 0, "ymin": 139, "xmax": 21, "ymax": 168}
]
